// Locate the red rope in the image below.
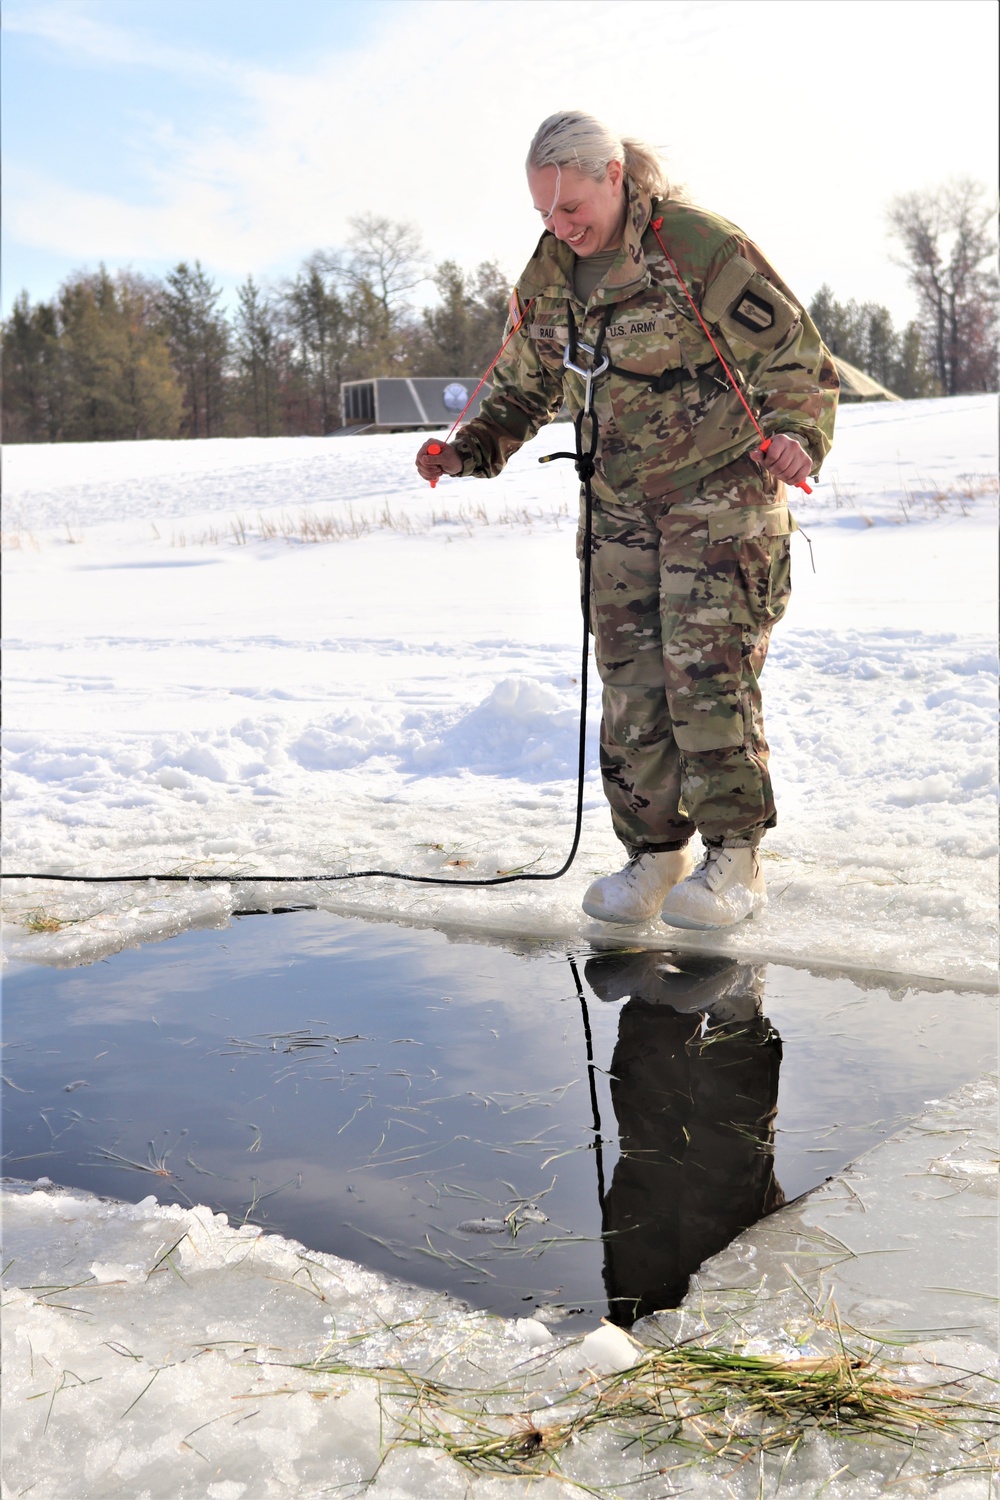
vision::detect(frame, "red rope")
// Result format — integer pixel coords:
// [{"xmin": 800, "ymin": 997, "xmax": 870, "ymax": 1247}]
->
[
  {"xmin": 426, "ymin": 298, "xmax": 535, "ymax": 484},
  {"xmin": 649, "ymin": 216, "xmax": 811, "ymax": 494}
]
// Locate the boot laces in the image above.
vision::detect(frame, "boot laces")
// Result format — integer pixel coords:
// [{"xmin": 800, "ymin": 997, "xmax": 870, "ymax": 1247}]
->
[{"xmin": 694, "ymin": 846, "xmax": 732, "ymax": 893}]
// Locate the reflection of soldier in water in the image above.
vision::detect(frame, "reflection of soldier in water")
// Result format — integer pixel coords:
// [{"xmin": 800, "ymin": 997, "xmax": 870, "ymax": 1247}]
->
[{"xmin": 584, "ymin": 952, "xmax": 784, "ymax": 1326}]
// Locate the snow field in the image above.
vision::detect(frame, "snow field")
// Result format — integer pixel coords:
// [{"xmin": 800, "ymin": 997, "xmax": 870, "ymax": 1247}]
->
[
  {"xmin": 2, "ymin": 395, "xmax": 998, "ymax": 982},
  {"xmin": 2, "ymin": 397, "xmax": 998, "ymax": 1497}
]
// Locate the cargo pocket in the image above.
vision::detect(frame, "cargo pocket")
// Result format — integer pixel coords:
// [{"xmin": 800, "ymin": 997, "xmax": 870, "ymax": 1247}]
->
[{"xmin": 707, "ymin": 504, "xmax": 795, "ymax": 628}]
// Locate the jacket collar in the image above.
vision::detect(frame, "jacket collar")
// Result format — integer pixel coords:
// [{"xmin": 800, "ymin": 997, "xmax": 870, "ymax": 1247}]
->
[{"xmin": 518, "ymin": 177, "xmax": 654, "ymax": 306}]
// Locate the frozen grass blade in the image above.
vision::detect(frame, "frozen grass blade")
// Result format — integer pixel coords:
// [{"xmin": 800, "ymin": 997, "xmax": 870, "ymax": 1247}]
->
[{"xmin": 286, "ymin": 1327, "xmax": 1000, "ymax": 1482}]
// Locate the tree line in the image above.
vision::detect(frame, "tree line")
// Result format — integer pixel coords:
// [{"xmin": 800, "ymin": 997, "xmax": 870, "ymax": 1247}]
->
[
  {"xmin": 2, "ymin": 180, "xmax": 996, "ymax": 444},
  {"xmin": 809, "ymin": 179, "xmax": 998, "ymax": 400},
  {"xmin": 1, "ymin": 214, "xmax": 511, "ymax": 444}
]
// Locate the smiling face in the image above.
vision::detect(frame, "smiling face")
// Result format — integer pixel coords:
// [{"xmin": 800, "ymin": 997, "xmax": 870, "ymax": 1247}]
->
[{"xmin": 526, "ymin": 159, "xmax": 626, "ymax": 257}]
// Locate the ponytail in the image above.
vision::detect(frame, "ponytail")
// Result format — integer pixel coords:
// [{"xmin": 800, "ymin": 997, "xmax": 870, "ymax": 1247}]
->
[{"xmin": 621, "ymin": 137, "xmax": 671, "ymax": 200}]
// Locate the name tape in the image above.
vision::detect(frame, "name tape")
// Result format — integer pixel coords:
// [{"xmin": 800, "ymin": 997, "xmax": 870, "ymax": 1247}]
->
[{"xmin": 528, "ymin": 315, "xmax": 673, "ymax": 342}]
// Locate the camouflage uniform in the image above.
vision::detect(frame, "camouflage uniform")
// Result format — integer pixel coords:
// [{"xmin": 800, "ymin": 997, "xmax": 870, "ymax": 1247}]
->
[{"xmin": 452, "ymin": 182, "xmax": 838, "ymax": 852}]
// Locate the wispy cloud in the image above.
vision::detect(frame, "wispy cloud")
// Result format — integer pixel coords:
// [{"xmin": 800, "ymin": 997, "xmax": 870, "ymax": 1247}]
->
[
  {"xmin": 3, "ymin": 0, "xmax": 997, "ymax": 319},
  {"xmin": 2, "ymin": 1, "xmax": 244, "ymax": 82}
]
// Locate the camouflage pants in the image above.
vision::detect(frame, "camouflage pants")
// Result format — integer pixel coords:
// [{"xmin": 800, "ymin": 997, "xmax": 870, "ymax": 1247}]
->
[{"xmin": 580, "ymin": 455, "xmax": 793, "ymax": 851}]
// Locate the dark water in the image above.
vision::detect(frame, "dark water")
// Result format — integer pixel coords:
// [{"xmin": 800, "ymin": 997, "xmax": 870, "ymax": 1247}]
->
[{"xmin": 2, "ymin": 910, "xmax": 995, "ymax": 1329}]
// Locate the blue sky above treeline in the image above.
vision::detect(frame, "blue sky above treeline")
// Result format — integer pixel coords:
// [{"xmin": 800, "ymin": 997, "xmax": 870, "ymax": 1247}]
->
[{"xmin": 2, "ymin": 0, "xmax": 998, "ymax": 324}]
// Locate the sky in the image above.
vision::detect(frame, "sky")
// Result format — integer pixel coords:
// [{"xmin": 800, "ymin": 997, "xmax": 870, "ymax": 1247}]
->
[{"xmin": 2, "ymin": 0, "xmax": 998, "ymax": 326}]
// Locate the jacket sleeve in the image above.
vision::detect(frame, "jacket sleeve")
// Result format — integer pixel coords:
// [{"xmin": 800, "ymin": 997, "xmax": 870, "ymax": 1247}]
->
[
  {"xmin": 450, "ymin": 311, "xmax": 566, "ymax": 479},
  {"xmin": 699, "ymin": 236, "xmax": 839, "ymax": 474}
]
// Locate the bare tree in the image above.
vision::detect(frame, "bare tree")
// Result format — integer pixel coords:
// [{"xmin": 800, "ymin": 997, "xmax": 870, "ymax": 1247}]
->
[
  {"xmin": 887, "ymin": 179, "xmax": 998, "ymax": 395},
  {"xmin": 343, "ymin": 214, "xmax": 427, "ymax": 320},
  {"xmin": 307, "ymin": 217, "xmax": 426, "ymax": 376}
]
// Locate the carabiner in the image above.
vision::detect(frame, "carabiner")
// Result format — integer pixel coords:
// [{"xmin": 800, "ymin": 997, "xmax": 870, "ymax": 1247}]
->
[{"xmin": 563, "ymin": 339, "xmax": 611, "ymax": 417}]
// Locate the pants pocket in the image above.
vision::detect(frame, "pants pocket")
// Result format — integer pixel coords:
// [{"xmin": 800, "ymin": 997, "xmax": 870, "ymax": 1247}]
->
[
  {"xmin": 706, "ymin": 504, "xmax": 793, "ymax": 629},
  {"xmin": 737, "ymin": 534, "xmax": 791, "ymax": 627}
]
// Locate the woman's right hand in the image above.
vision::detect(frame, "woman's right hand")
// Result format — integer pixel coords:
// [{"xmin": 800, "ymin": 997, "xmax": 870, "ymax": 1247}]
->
[{"xmin": 415, "ymin": 439, "xmax": 463, "ymax": 484}]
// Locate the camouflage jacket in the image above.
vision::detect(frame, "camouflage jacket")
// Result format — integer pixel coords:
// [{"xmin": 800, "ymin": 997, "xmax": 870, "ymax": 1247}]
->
[{"xmin": 452, "ymin": 182, "xmax": 839, "ymax": 504}]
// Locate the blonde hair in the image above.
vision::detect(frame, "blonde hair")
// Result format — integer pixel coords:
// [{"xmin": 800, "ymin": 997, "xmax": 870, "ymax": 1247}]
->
[{"xmin": 526, "ymin": 110, "xmax": 672, "ymax": 200}]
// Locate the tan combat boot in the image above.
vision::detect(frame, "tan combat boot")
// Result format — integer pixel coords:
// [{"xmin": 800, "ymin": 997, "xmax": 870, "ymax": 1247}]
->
[
  {"xmin": 660, "ymin": 845, "xmax": 767, "ymax": 930},
  {"xmin": 582, "ymin": 847, "xmax": 694, "ymax": 925}
]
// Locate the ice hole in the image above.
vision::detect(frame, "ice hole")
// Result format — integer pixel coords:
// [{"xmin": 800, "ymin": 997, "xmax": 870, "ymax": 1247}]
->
[{"xmin": 3, "ymin": 910, "xmax": 995, "ymax": 1331}]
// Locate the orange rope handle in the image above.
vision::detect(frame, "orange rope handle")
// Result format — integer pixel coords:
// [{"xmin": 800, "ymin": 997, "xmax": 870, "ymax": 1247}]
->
[{"xmin": 649, "ymin": 216, "xmax": 811, "ymax": 495}]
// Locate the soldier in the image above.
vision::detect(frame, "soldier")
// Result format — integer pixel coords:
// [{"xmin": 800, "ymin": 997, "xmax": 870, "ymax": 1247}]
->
[{"xmin": 416, "ymin": 111, "xmax": 838, "ymax": 930}]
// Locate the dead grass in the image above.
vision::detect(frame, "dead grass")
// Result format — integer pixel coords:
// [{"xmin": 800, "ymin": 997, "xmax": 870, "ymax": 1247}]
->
[
  {"xmin": 802, "ymin": 472, "xmax": 998, "ymax": 526},
  {"xmin": 169, "ymin": 500, "xmax": 571, "ymax": 549},
  {"xmin": 896, "ymin": 472, "xmax": 1000, "ymax": 522},
  {"xmin": 0, "ymin": 529, "xmax": 41, "ymax": 551},
  {"xmin": 18, "ymin": 908, "xmax": 89, "ymax": 934},
  {"xmin": 293, "ymin": 1319, "xmax": 1000, "ymax": 1484}
]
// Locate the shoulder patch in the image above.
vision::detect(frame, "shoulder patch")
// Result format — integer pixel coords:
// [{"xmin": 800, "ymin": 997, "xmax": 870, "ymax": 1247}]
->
[
  {"xmin": 509, "ymin": 287, "xmax": 536, "ymax": 333},
  {"xmin": 702, "ymin": 254, "xmax": 799, "ymax": 352},
  {"xmin": 730, "ymin": 290, "xmax": 775, "ymax": 333}
]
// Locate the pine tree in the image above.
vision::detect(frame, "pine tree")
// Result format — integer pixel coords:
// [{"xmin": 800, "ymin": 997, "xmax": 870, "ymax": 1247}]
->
[
  {"xmin": 233, "ymin": 276, "xmax": 280, "ymax": 436},
  {"xmin": 419, "ymin": 261, "xmax": 471, "ymax": 375},
  {"xmin": 1, "ymin": 293, "xmax": 62, "ymax": 442},
  {"xmin": 160, "ymin": 262, "xmax": 230, "ymax": 437},
  {"xmin": 283, "ymin": 261, "xmax": 348, "ymax": 432},
  {"xmin": 57, "ymin": 269, "xmax": 182, "ymax": 441},
  {"xmin": 2, "ymin": 272, "xmax": 181, "ymax": 443},
  {"xmin": 807, "ymin": 286, "xmax": 941, "ymax": 397},
  {"xmin": 414, "ymin": 260, "xmax": 510, "ymax": 377},
  {"xmin": 890, "ymin": 322, "xmax": 939, "ymax": 400},
  {"xmin": 116, "ymin": 273, "xmax": 184, "ymax": 439},
  {"xmin": 467, "ymin": 260, "xmax": 510, "ymax": 372}
]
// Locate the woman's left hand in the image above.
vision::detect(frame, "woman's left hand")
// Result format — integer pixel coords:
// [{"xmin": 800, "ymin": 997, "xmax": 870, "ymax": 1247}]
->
[{"xmin": 751, "ymin": 434, "xmax": 811, "ymax": 487}]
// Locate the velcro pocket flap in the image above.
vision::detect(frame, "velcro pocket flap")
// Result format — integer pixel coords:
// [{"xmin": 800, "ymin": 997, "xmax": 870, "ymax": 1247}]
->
[
  {"xmin": 701, "ymin": 255, "xmax": 757, "ymax": 323},
  {"xmin": 702, "ymin": 256, "xmax": 800, "ymax": 352},
  {"xmin": 707, "ymin": 504, "xmax": 796, "ymax": 542}
]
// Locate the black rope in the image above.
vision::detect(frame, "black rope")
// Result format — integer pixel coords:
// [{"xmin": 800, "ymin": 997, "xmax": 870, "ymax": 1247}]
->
[
  {"xmin": 2, "ymin": 391, "xmax": 606, "ymax": 891},
  {"xmin": 568, "ymin": 954, "xmax": 607, "ymax": 1223}
]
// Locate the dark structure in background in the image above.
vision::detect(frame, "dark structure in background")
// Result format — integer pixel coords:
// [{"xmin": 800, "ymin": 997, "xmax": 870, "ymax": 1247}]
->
[
  {"xmin": 339, "ymin": 376, "xmax": 490, "ymax": 432},
  {"xmin": 584, "ymin": 952, "xmax": 784, "ymax": 1326}
]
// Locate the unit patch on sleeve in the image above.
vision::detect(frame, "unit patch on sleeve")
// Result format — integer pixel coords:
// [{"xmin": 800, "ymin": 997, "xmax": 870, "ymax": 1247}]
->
[
  {"xmin": 730, "ymin": 291, "xmax": 775, "ymax": 334},
  {"xmin": 702, "ymin": 253, "xmax": 800, "ymax": 353}
]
